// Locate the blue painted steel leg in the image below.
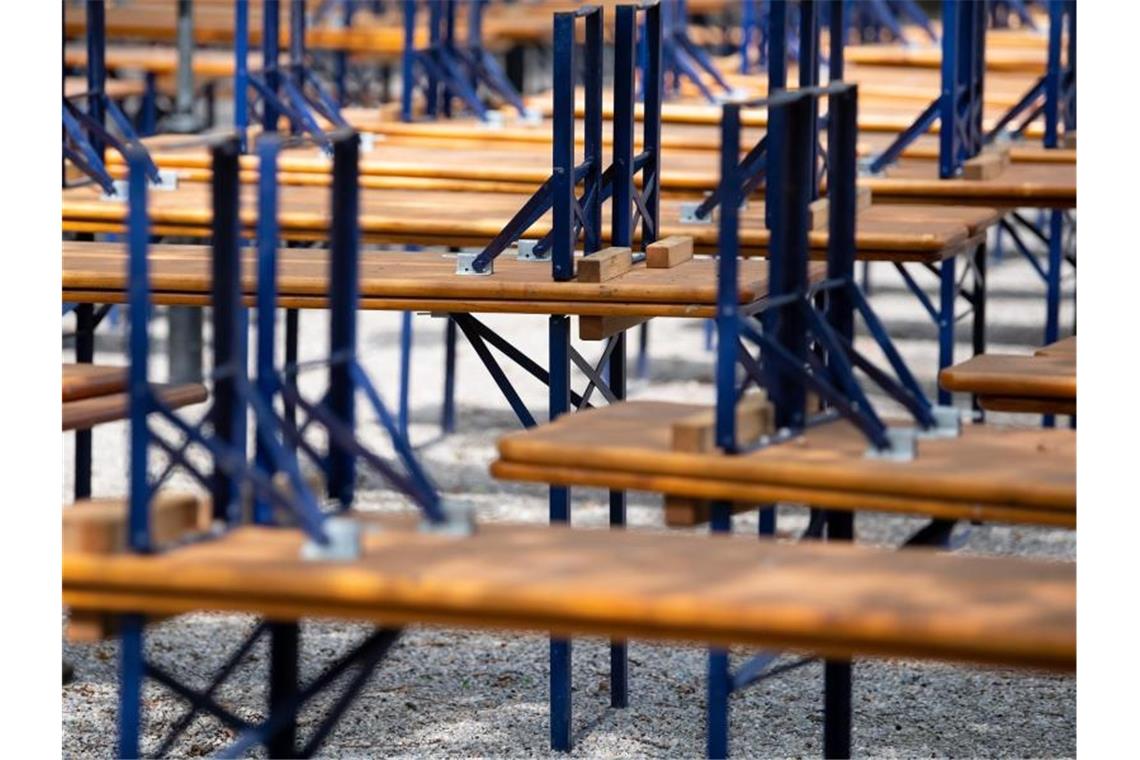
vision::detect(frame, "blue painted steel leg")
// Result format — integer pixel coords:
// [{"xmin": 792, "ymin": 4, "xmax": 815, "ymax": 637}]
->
[
  {"xmin": 823, "ymin": 511, "xmax": 854, "ymax": 759},
  {"xmin": 74, "ymin": 301, "xmax": 95, "ymax": 500},
  {"xmin": 608, "ymin": 332, "xmax": 628, "ymax": 709},
  {"xmin": 636, "ymin": 323, "xmax": 649, "ymax": 379},
  {"xmin": 118, "ymin": 614, "xmax": 145, "ymax": 759},
  {"xmin": 937, "ymin": 257, "xmax": 956, "ymax": 406},
  {"xmin": 1043, "ymin": 209, "xmax": 1064, "ymax": 428},
  {"xmin": 441, "ymin": 316, "xmax": 458, "ymax": 434},
  {"xmin": 972, "ymin": 242, "xmax": 988, "ymax": 417},
  {"xmin": 268, "ymin": 622, "xmax": 300, "ymax": 758},
  {"xmin": 707, "ymin": 501, "xmax": 733, "ymax": 759},
  {"xmin": 399, "ymin": 311, "xmax": 413, "ymax": 440},
  {"xmin": 549, "ymin": 313, "xmax": 573, "ymax": 751}
]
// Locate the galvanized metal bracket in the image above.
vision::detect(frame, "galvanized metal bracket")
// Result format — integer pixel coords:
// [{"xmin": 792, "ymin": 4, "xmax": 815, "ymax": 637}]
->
[
  {"xmin": 300, "ymin": 515, "xmax": 362, "ymax": 561},
  {"xmin": 864, "ymin": 427, "xmax": 917, "ymax": 462},
  {"xmin": 455, "ymin": 251, "xmax": 494, "ymax": 276},
  {"xmin": 516, "ymin": 240, "xmax": 550, "ymax": 262},
  {"xmin": 420, "ymin": 497, "xmax": 476, "ymax": 537},
  {"xmin": 101, "ymin": 169, "xmax": 180, "ymax": 201},
  {"xmin": 680, "ymin": 200, "xmax": 715, "ymax": 225},
  {"xmin": 917, "ymin": 404, "xmax": 962, "ymax": 439}
]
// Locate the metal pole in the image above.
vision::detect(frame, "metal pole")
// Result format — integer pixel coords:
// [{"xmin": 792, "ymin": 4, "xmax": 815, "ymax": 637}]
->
[
  {"xmin": 328, "ymin": 131, "xmax": 361, "ymax": 507},
  {"xmin": 167, "ymin": 0, "xmax": 200, "ymax": 132},
  {"xmin": 209, "ymin": 136, "xmax": 244, "ymax": 524}
]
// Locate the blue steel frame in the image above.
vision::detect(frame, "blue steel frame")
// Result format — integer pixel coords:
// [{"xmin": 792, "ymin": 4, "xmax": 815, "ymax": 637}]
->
[
  {"xmin": 658, "ymin": 0, "xmax": 734, "ymax": 102},
  {"xmin": 234, "ymin": 0, "xmax": 350, "ymax": 154},
  {"xmin": 114, "ymin": 129, "xmax": 449, "ymax": 757},
  {"xmin": 62, "ymin": 0, "xmax": 163, "ymax": 196},
  {"xmin": 708, "ymin": 82, "xmax": 948, "ymax": 759},
  {"xmin": 692, "ymin": 0, "xmax": 841, "ymax": 225},
  {"xmin": 868, "ymin": 0, "xmax": 987, "ymax": 179},
  {"xmin": 400, "ymin": 0, "xmax": 528, "ymax": 123}
]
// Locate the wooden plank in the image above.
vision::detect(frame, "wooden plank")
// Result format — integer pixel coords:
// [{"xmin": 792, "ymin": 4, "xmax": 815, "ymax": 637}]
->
[
  {"xmin": 866, "ymin": 158, "xmax": 1076, "ymax": 208},
  {"xmin": 62, "ymin": 182, "xmax": 994, "ymax": 260},
  {"xmin": 978, "ymin": 395, "xmax": 1077, "ymax": 416},
  {"xmin": 578, "ymin": 315, "xmax": 648, "ymax": 341},
  {"xmin": 962, "ymin": 146, "xmax": 1011, "ymax": 181},
  {"xmin": 576, "ymin": 247, "xmax": 633, "ymax": 283},
  {"xmin": 646, "ymin": 235, "xmax": 694, "ymax": 269},
  {"xmin": 62, "ymin": 364, "xmax": 127, "ymax": 402},
  {"xmin": 62, "ymin": 383, "xmax": 208, "ymax": 431},
  {"xmin": 494, "ymin": 401, "xmax": 1075, "ymax": 522},
  {"xmin": 63, "ymin": 515, "xmax": 1075, "ymax": 671},
  {"xmin": 939, "ymin": 353, "xmax": 1075, "ymax": 400},
  {"xmin": 1039, "ymin": 337, "xmax": 1071, "ymax": 357},
  {"xmin": 63, "ymin": 493, "xmax": 207, "ymax": 556},
  {"xmin": 61, "ymin": 241, "xmax": 797, "ymax": 311},
  {"xmin": 672, "ymin": 394, "xmax": 772, "ymax": 453}
]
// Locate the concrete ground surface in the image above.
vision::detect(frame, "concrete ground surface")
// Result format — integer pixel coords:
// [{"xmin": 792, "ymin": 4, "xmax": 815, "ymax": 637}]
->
[{"xmin": 62, "ymin": 244, "xmax": 1076, "ymax": 758}]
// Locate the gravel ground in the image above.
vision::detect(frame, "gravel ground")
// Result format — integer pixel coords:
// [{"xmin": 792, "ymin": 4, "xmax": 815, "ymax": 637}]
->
[{"xmin": 63, "ymin": 249, "xmax": 1076, "ymax": 758}]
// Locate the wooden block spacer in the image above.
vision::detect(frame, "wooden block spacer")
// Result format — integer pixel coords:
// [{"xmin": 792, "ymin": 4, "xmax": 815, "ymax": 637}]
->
[
  {"xmin": 646, "ymin": 235, "xmax": 694, "ymax": 269},
  {"xmin": 576, "ymin": 247, "xmax": 633, "ymax": 283}
]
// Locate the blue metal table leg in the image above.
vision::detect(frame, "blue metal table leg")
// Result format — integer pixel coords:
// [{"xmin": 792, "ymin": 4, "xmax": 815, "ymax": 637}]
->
[
  {"xmin": 1045, "ymin": 209, "xmax": 1063, "ymax": 347},
  {"xmin": 549, "ymin": 314, "xmax": 573, "ymax": 751},
  {"xmin": 1043, "ymin": 208, "xmax": 1064, "ymax": 428},
  {"xmin": 636, "ymin": 322, "xmax": 649, "ymax": 379},
  {"xmin": 758, "ymin": 505, "xmax": 776, "ymax": 535},
  {"xmin": 707, "ymin": 500, "xmax": 733, "ymax": 759},
  {"xmin": 267, "ymin": 621, "xmax": 300, "ymax": 758},
  {"xmin": 609, "ymin": 331, "xmax": 629, "ymax": 709},
  {"xmin": 399, "ymin": 311, "xmax": 413, "ymax": 440},
  {"xmin": 972, "ymin": 241, "xmax": 988, "ymax": 417},
  {"xmin": 823, "ymin": 511, "xmax": 854, "ymax": 759},
  {"xmin": 118, "ymin": 613, "xmax": 145, "ymax": 759},
  {"xmin": 441, "ymin": 316, "xmax": 458, "ymax": 434},
  {"xmin": 937, "ymin": 257, "xmax": 956, "ymax": 406},
  {"xmin": 74, "ymin": 301, "xmax": 95, "ymax": 500},
  {"xmin": 141, "ymin": 72, "xmax": 157, "ymax": 136},
  {"xmin": 704, "ymin": 318, "xmax": 715, "ymax": 351}
]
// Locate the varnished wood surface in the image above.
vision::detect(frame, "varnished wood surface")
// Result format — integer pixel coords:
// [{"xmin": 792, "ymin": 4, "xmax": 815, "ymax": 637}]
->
[
  {"xmin": 939, "ymin": 353, "xmax": 1076, "ymax": 400},
  {"xmin": 493, "ymin": 401, "xmax": 1075, "ymax": 526},
  {"xmin": 340, "ymin": 109, "xmax": 1074, "ymax": 166},
  {"xmin": 864, "ymin": 158, "xmax": 1075, "ymax": 208},
  {"xmin": 62, "ymin": 383, "xmax": 208, "ymax": 432},
  {"xmin": 62, "ymin": 363, "xmax": 127, "ymax": 403},
  {"xmin": 844, "ymin": 43, "xmax": 1048, "ymax": 73},
  {"xmin": 64, "ymin": 76, "xmax": 147, "ymax": 101},
  {"xmin": 65, "ymin": 43, "xmax": 268, "ymax": 79},
  {"xmin": 63, "ymin": 513, "xmax": 1075, "ymax": 671},
  {"xmin": 1036, "ymin": 336, "xmax": 1076, "ymax": 358},
  {"xmin": 61, "ymin": 183, "xmax": 991, "ymax": 262},
  {"xmin": 62, "ymin": 241, "xmax": 794, "ymax": 318}
]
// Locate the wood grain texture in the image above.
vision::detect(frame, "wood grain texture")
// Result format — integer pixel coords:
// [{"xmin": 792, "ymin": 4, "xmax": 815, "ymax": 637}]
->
[
  {"xmin": 62, "ymin": 513, "xmax": 1074, "ymax": 671},
  {"xmin": 62, "ymin": 242, "xmax": 791, "ymax": 316},
  {"xmin": 647, "ymin": 235, "xmax": 695, "ymax": 269},
  {"xmin": 62, "ymin": 184, "xmax": 993, "ymax": 261},
  {"xmin": 940, "ymin": 353, "xmax": 1075, "ymax": 400},
  {"xmin": 576, "ymin": 247, "xmax": 633, "ymax": 283},
  {"xmin": 62, "ymin": 383, "xmax": 208, "ymax": 431},
  {"xmin": 494, "ymin": 401, "xmax": 1075, "ymax": 524},
  {"xmin": 62, "ymin": 364, "xmax": 127, "ymax": 402}
]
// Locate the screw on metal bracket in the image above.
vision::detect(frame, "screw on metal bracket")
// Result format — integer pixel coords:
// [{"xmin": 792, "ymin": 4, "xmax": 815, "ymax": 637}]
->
[
  {"xmin": 477, "ymin": 110, "xmax": 505, "ymax": 130},
  {"xmin": 300, "ymin": 516, "xmax": 362, "ymax": 561},
  {"xmin": 917, "ymin": 405, "xmax": 963, "ymax": 439},
  {"xmin": 420, "ymin": 497, "xmax": 476, "ymax": 537},
  {"xmin": 455, "ymin": 251, "xmax": 493, "ymax": 276},
  {"xmin": 101, "ymin": 169, "xmax": 180, "ymax": 201},
  {"xmin": 518, "ymin": 108, "xmax": 544, "ymax": 127},
  {"xmin": 864, "ymin": 427, "xmax": 917, "ymax": 462},
  {"xmin": 516, "ymin": 240, "xmax": 550, "ymax": 262},
  {"xmin": 679, "ymin": 200, "xmax": 713, "ymax": 225}
]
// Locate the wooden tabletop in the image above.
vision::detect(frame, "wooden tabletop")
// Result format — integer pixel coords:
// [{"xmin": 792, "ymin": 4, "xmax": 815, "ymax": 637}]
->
[
  {"xmin": 63, "ymin": 363, "xmax": 127, "ymax": 403},
  {"xmin": 63, "ymin": 513, "xmax": 1074, "ymax": 671},
  {"xmin": 62, "ymin": 182, "xmax": 991, "ymax": 262},
  {"xmin": 61, "ymin": 363, "xmax": 207, "ymax": 431},
  {"xmin": 62, "ymin": 241, "xmax": 800, "ymax": 320},
  {"xmin": 493, "ymin": 401, "xmax": 1075, "ymax": 527},
  {"xmin": 864, "ymin": 159, "xmax": 1076, "ymax": 208},
  {"xmin": 940, "ymin": 341, "xmax": 1076, "ymax": 416}
]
